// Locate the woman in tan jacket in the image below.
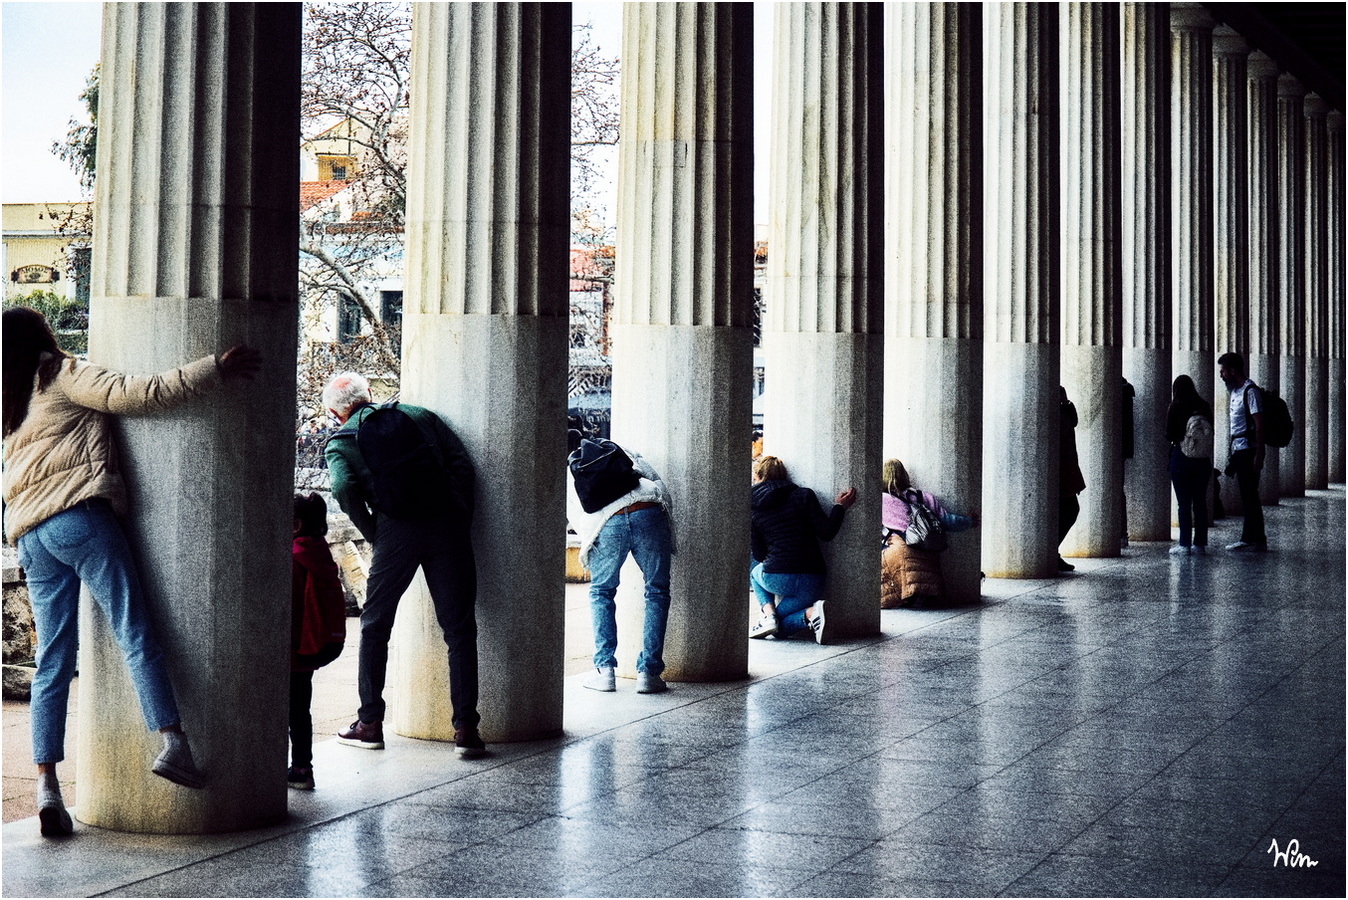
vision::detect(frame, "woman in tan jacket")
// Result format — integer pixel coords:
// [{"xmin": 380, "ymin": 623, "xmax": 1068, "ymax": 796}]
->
[{"xmin": 2, "ymin": 307, "xmax": 259, "ymax": 836}]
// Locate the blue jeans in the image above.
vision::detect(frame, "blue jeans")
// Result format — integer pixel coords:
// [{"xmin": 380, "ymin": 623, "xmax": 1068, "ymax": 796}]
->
[
  {"xmin": 16, "ymin": 500, "xmax": 181, "ymax": 764},
  {"xmin": 750, "ymin": 564, "xmax": 824, "ymax": 637},
  {"xmin": 1169, "ymin": 446, "xmax": 1211, "ymax": 547},
  {"xmin": 587, "ymin": 507, "xmax": 672, "ymax": 675}
]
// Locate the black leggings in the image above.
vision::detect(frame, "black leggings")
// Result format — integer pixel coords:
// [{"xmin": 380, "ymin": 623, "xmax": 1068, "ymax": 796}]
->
[{"xmin": 289, "ymin": 643, "xmax": 343, "ymax": 768}]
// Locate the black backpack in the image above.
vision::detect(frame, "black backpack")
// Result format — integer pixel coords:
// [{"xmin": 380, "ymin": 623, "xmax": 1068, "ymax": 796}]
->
[
  {"xmin": 355, "ymin": 402, "xmax": 450, "ymax": 520},
  {"xmin": 1244, "ymin": 385, "xmax": 1294, "ymax": 449},
  {"xmin": 569, "ymin": 439, "xmax": 641, "ymax": 513}
]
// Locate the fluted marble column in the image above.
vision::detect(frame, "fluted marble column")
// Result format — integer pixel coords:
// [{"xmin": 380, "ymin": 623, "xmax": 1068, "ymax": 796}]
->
[
  {"xmin": 1211, "ymin": 25, "xmax": 1248, "ymax": 512},
  {"xmin": 83, "ymin": 3, "xmax": 299, "ymax": 833},
  {"xmin": 1303, "ymin": 93, "xmax": 1329, "ymax": 489},
  {"xmin": 1277, "ymin": 73, "xmax": 1306, "ymax": 497},
  {"xmin": 1170, "ymin": 4, "xmax": 1215, "ymax": 403},
  {"xmin": 1329, "ymin": 111, "xmax": 1345, "ymax": 483},
  {"xmin": 399, "ymin": 2, "xmax": 571, "ymax": 739},
  {"xmin": 1121, "ymin": 3, "xmax": 1172, "ymax": 542},
  {"xmin": 1060, "ymin": 3, "xmax": 1122, "ymax": 558},
  {"xmin": 1246, "ymin": 51, "xmax": 1281, "ymax": 505},
  {"xmin": 885, "ymin": 5, "xmax": 982, "ymax": 601},
  {"xmin": 613, "ymin": 3, "xmax": 754, "ymax": 675},
  {"xmin": 765, "ymin": 2, "xmax": 882, "ymax": 634},
  {"xmin": 982, "ymin": 4, "xmax": 1060, "ymax": 577}
]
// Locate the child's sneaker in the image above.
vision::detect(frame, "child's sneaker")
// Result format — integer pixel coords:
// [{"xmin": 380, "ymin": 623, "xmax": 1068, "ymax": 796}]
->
[{"xmin": 287, "ymin": 766, "xmax": 315, "ymax": 790}]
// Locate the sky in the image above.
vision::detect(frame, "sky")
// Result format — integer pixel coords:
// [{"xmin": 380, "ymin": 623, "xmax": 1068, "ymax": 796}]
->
[
  {"xmin": 1, "ymin": 1, "xmax": 772, "ymax": 222},
  {"xmin": 1, "ymin": 2, "xmax": 103, "ymax": 203}
]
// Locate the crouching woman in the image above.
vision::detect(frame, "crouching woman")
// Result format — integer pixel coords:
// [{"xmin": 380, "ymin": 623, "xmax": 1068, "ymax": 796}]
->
[{"xmin": 880, "ymin": 459, "xmax": 976, "ymax": 608}]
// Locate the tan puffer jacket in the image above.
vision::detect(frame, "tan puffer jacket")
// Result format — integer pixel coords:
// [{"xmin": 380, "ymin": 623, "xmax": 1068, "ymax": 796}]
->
[
  {"xmin": 880, "ymin": 534, "xmax": 945, "ymax": 608},
  {"xmin": 3, "ymin": 353, "xmax": 221, "ymax": 543}
]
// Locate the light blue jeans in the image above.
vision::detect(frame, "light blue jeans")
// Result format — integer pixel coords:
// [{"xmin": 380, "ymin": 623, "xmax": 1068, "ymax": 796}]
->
[
  {"xmin": 17, "ymin": 500, "xmax": 181, "ymax": 764},
  {"xmin": 586, "ymin": 506, "xmax": 672, "ymax": 675},
  {"xmin": 750, "ymin": 564, "xmax": 824, "ymax": 637}
]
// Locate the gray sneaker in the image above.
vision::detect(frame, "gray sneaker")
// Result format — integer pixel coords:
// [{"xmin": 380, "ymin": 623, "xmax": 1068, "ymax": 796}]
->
[
  {"xmin": 153, "ymin": 732, "xmax": 206, "ymax": 789},
  {"xmin": 635, "ymin": 672, "xmax": 668, "ymax": 694},
  {"xmin": 36, "ymin": 779, "xmax": 73, "ymax": 837},
  {"xmin": 583, "ymin": 666, "xmax": 616, "ymax": 692}
]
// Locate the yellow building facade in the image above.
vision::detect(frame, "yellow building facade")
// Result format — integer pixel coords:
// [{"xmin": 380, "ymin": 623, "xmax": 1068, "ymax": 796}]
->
[{"xmin": 1, "ymin": 202, "xmax": 92, "ymax": 304}]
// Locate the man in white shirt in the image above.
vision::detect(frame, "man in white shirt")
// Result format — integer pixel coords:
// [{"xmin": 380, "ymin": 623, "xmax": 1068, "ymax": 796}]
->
[
  {"xmin": 1218, "ymin": 352, "xmax": 1267, "ymax": 551},
  {"xmin": 566, "ymin": 431, "xmax": 675, "ymax": 694}
]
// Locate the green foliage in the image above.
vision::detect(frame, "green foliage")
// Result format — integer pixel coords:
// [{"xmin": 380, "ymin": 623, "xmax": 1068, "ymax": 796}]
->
[
  {"xmin": 51, "ymin": 64, "xmax": 100, "ymax": 194},
  {"xmin": 3, "ymin": 290, "xmax": 89, "ymax": 356}
]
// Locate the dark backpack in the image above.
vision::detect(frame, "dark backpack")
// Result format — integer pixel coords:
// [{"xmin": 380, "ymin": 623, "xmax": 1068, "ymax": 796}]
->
[
  {"xmin": 900, "ymin": 489, "xmax": 948, "ymax": 553},
  {"xmin": 1244, "ymin": 385, "xmax": 1294, "ymax": 449},
  {"xmin": 355, "ymin": 402, "xmax": 450, "ymax": 520},
  {"xmin": 569, "ymin": 439, "xmax": 640, "ymax": 513}
]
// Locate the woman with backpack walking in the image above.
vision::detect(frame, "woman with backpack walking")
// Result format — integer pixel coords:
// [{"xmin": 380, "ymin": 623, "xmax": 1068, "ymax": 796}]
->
[
  {"xmin": 1166, "ymin": 374, "xmax": 1214, "ymax": 554},
  {"xmin": 880, "ymin": 459, "xmax": 977, "ymax": 607},
  {"xmin": 749, "ymin": 456, "xmax": 856, "ymax": 644}
]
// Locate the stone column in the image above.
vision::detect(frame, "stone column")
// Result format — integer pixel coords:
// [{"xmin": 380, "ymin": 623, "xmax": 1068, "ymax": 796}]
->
[
  {"xmin": 1060, "ymin": 3, "xmax": 1122, "ymax": 558},
  {"xmin": 1303, "ymin": 93, "xmax": 1330, "ymax": 489},
  {"xmin": 82, "ymin": 3, "xmax": 299, "ymax": 833},
  {"xmin": 1121, "ymin": 3, "xmax": 1171, "ymax": 542},
  {"xmin": 1169, "ymin": 3, "xmax": 1215, "ymax": 402},
  {"xmin": 612, "ymin": 3, "xmax": 754, "ymax": 675},
  {"xmin": 1329, "ymin": 110, "xmax": 1345, "ymax": 483},
  {"xmin": 1211, "ymin": 24, "xmax": 1248, "ymax": 512},
  {"xmin": 885, "ymin": 5, "xmax": 982, "ymax": 601},
  {"xmin": 982, "ymin": 3, "xmax": 1060, "ymax": 577},
  {"xmin": 764, "ymin": 2, "xmax": 882, "ymax": 634},
  {"xmin": 1246, "ymin": 51, "xmax": 1281, "ymax": 505},
  {"xmin": 397, "ymin": 3, "xmax": 571, "ymax": 740},
  {"xmin": 1277, "ymin": 73, "xmax": 1306, "ymax": 498}
]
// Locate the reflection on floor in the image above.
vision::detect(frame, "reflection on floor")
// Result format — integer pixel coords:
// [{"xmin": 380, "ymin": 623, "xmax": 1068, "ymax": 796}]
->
[{"xmin": 4, "ymin": 490, "xmax": 1343, "ymax": 898}]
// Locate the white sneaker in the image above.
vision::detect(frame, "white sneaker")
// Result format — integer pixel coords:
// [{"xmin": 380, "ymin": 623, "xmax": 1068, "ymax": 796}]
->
[
  {"xmin": 635, "ymin": 672, "xmax": 668, "ymax": 694},
  {"xmin": 809, "ymin": 601, "xmax": 829, "ymax": 645},
  {"xmin": 583, "ymin": 667, "xmax": 616, "ymax": 692},
  {"xmin": 749, "ymin": 614, "xmax": 778, "ymax": 639},
  {"xmin": 1225, "ymin": 540, "xmax": 1266, "ymax": 552},
  {"xmin": 1169, "ymin": 544, "xmax": 1190, "ymax": 555}
]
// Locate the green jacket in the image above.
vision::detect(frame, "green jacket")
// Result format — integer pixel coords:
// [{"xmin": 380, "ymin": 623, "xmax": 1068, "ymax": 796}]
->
[{"xmin": 324, "ymin": 402, "xmax": 475, "ymax": 542}]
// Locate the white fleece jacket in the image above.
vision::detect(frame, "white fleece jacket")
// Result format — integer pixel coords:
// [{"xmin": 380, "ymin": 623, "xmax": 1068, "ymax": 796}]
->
[{"xmin": 565, "ymin": 449, "xmax": 676, "ymax": 567}]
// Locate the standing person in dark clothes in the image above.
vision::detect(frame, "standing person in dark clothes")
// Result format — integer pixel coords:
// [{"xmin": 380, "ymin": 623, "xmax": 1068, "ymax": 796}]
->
[
  {"xmin": 1218, "ymin": 352, "xmax": 1267, "ymax": 551},
  {"xmin": 287, "ymin": 493, "xmax": 347, "ymax": 790},
  {"xmin": 1165, "ymin": 375, "xmax": 1214, "ymax": 554},
  {"xmin": 322, "ymin": 372, "xmax": 486, "ymax": 758},
  {"xmin": 1058, "ymin": 386, "xmax": 1087, "ymax": 572},
  {"xmin": 748, "ymin": 456, "xmax": 857, "ymax": 644}
]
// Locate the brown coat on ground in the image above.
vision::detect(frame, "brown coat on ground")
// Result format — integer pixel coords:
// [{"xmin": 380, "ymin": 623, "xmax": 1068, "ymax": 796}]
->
[{"xmin": 880, "ymin": 534, "xmax": 944, "ymax": 608}]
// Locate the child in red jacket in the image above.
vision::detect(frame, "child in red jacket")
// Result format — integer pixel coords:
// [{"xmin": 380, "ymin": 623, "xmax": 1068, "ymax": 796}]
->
[{"xmin": 289, "ymin": 493, "xmax": 347, "ymax": 790}]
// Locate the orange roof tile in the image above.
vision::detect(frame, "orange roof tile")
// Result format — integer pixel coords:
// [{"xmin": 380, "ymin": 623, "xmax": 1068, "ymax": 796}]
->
[{"xmin": 299, "ymin": 180, "xmax": 349, "ymax": 212}]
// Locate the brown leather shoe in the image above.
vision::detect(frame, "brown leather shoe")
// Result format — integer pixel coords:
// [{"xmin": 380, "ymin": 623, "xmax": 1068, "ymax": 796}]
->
[
  {"xmin": 454, "ymin": 727, "xmax": 486, "ymax": 758},
  {"xmin": 336, "ymin": 720, "xmax": 384, "ymax": 749}
]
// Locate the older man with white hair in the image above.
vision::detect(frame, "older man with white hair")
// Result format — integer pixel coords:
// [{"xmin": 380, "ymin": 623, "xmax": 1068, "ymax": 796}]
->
[{"xmin": 321, "ymin": 372, "xmax": 485, "ymax": 757}]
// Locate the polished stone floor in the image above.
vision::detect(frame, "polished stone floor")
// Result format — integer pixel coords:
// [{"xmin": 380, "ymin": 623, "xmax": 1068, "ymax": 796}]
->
[{"xmin": 4, "ymin": 489, "xmax": 1343, "ymax": 898}]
